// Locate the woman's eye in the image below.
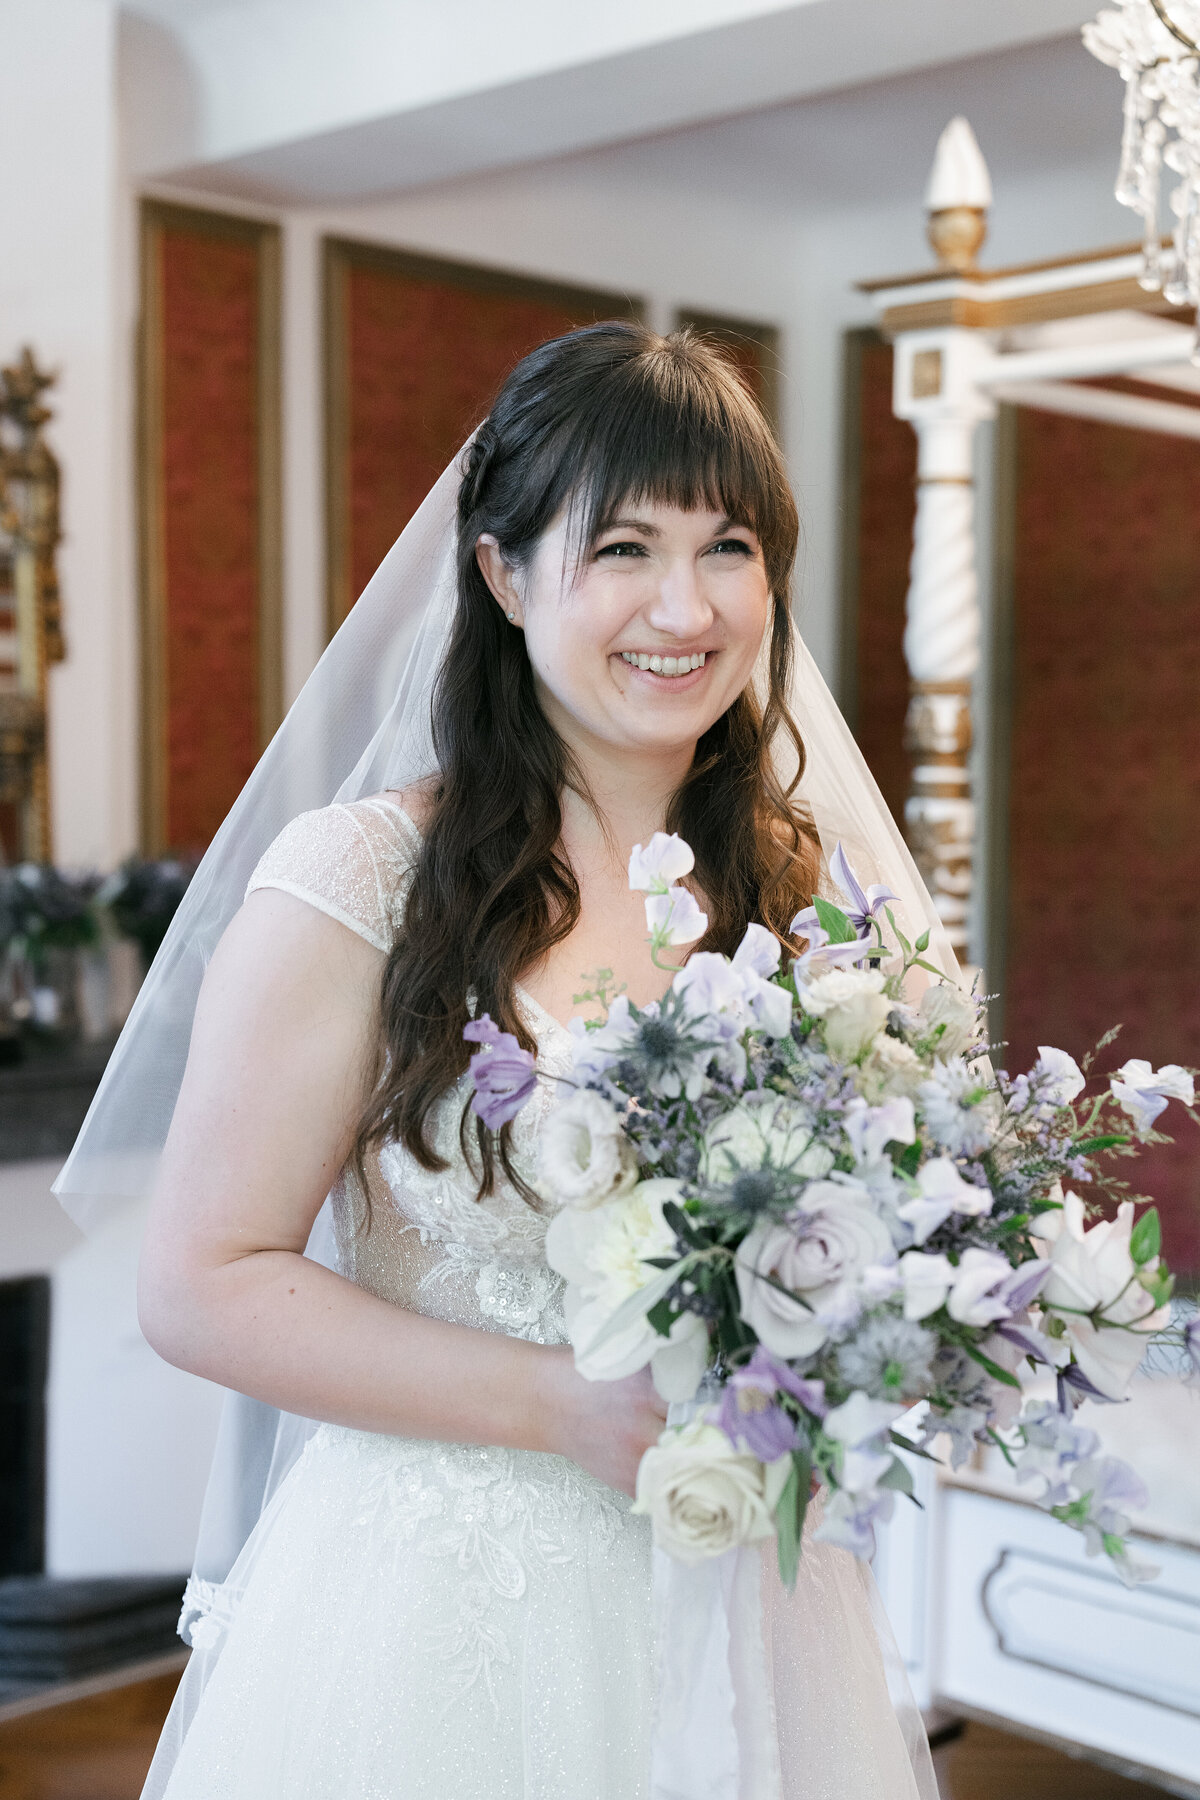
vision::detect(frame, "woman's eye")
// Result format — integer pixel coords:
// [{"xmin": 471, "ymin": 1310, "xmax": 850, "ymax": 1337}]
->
[
  {"xmin": 596, "ymin": 541, "xmax": 647, "ymax": 559},
  {"xmin": 708, "ymin": 538, "xmax": 754, "ymax": 556}
]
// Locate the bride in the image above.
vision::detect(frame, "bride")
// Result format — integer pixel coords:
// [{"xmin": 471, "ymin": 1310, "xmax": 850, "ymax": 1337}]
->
[{"xmin": 71, "ymin": 322, "xmax": 945, "ymax": 1797}]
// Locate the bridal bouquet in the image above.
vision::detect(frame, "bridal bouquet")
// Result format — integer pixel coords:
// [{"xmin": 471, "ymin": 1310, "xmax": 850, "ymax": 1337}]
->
[{"xmin": 465, "ymin": 835, "xmax": 1198, "ymax": 1589}]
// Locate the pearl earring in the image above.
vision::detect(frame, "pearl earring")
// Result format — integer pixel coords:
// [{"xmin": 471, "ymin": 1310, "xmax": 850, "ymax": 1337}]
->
[{"xmin": 507, "ymin": 610, "xmax": 515, "ymax": 620}]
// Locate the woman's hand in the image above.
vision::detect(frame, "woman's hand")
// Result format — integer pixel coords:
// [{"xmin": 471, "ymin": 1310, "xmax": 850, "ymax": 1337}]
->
[{"xmin": 538, "ymin": 1350, "xmax": 668, "ymax": 1497}]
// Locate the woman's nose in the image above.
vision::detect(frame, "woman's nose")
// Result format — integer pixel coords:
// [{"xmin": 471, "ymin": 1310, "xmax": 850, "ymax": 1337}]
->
[{"xmin": 645, "ymin": 556, "xmax": 714, "ymax": 638}]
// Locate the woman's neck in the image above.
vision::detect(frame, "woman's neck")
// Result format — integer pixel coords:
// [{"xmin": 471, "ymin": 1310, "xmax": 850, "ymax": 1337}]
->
[{"xmin": 559, "ymin": 739, "xmax": 696, "ymax": 869}]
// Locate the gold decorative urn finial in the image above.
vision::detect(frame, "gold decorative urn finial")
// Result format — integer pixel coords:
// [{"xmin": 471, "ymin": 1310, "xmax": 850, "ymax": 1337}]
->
[
  {"xmin": 0, "ymin": 346, "xmax": 63, "ymax": 862},
  {"xmin": 925, "ymin": 116, "xmax": 992, "ymax": 272}
]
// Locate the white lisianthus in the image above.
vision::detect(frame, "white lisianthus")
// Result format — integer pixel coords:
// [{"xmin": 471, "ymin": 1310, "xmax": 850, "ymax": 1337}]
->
[
  {"xmin": 1033, "ymin": 1192, "xmax": 1171, "ymax": 1400},
  {"xmin": 536, "ymin": 1088, "xmax": 637, "ymax": 1208},
  {"xmin": 799, "ymin": 967, "xmax": 891, "ymax": 1061},
  {"xmin": 917, "ymin": 983, "xmax": 977, "ymax": 1059},
  {"xmin": 736, "ymin": 1181, "xmax": 894, "ymax": 1358},
  {"xmin": 545, "ymin": 1178, "xmax": 708, "ymax": 1400},
  {"xmin": 1034, "ymin": 1046, "xmax": 1086, "ymax": 1106},
  {"xmin": 1109, "ymin": 1059, "xmax": 1195, "ymax": 1137},
  {"xmin": 701, "ymin": 1096, "xmax": 832, "ymax": 1185},
  {"xmin": 855, "ymin": 1033, "xmax": 925, "ymax": 1103},
  {"xmin": 633, "ymin": 1418, "xmax": 790, "ymax": 1563}
]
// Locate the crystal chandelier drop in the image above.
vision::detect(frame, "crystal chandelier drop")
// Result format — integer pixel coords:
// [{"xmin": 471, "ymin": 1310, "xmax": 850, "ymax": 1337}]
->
[{"xmin": 1084, "ymin": 0, "xmax": 1200, "ymax": 344}]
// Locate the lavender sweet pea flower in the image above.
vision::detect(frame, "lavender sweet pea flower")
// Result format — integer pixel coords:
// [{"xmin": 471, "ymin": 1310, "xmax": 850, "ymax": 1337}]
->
[
  {"xmin": 463, "ymin": 1014, "xmax": 537, "ymax": 1128},
  {"xmin": 814, "ymin": 1485, "xmax": 895, "ymax": 1557},
  {"xmin": 1110, "ymin": 1059, "xmax": 1195, "ymax": 1137},
  {"xmin": 645, "ymin": 886, "xmax": 708, "ymax": 947},
  {"xmin": 628, "ymin": 832, "xmax": 695, "ymax": 891}
]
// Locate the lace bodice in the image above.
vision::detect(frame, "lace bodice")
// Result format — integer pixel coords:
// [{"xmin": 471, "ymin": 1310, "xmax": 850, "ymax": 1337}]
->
[{"xmin": 246, "ymin": 797, "xmax": 572, "ymax": 1346}]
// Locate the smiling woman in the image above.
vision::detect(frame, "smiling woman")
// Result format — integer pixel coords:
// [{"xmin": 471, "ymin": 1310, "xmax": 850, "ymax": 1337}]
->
[
  {"xmin": 366, "ymin": 323, "xmax": 823, "ymax": 1203},
  {"xmin": 118, "ymin": 321, "xmax": 941, "ymax": 1800}
]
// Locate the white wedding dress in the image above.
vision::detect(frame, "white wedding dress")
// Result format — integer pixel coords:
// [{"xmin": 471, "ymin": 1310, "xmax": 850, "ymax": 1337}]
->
[{"xmin": 143, "ymin": 796, "xmax": 931, "ymax": 1800}]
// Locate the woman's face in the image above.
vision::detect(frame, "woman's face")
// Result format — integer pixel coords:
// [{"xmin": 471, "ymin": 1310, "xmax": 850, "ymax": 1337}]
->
[{"xmin": 479, "ymin": 501, "xmax": 771, "ymax": 764}]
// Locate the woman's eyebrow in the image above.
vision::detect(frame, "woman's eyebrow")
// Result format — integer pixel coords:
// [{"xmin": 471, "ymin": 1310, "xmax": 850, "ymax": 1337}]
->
[{"xmin": 601, "ymin": 517, "xmax": 660, "ymax": 537}]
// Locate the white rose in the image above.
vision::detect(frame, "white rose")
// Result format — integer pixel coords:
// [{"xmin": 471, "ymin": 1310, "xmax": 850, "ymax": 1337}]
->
[
  {"xmin": 736, "ymin": 1181, "xmax": 893, "ymax": 1358},
  {"xmin": 633, "ymin": 1418, "xmax": 790, "ymax": 1563},
  {"xmin": 701, "ymin": 1096, "xmax": 832, "ymax": 1185},
  {"xmin": 917, "ymin": 983, "xmax": 976, "ymax": 1059},
  {"xmin": 537, "ymin": 1088, "xmax": 637, "ymax": 1208},
  {"xmin": 854, "ymin": 1033, "xmax": 925, "ymax": 1103},
  {"xmin": 800, "ymin": 968, "xmax": 891, "ymax": 1061},
  {"xmin": 545, "ymin": 1178, "xmax": 709, "ymax": 1400},
  {"xmin": 1034, "ymin": 1192, "xmax": 1171, "ymax": 1400}
]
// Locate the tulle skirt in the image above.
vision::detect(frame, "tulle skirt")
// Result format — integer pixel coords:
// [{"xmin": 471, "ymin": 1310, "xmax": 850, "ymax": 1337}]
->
[{"xmin": 142, "ymin": 1423, "xmax": 933, "ymax": 1799}]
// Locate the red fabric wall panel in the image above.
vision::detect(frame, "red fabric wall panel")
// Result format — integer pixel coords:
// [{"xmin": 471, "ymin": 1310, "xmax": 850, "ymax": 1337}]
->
[
  {"xmin": 158, "ymin": 227, "xmax": 261, "ymax": 852},
  {"xmin": 346, "ymin": 267, "xmax": 609, "ymax": 603},
  {"xmin": 849, "ymin": 337, "xmax": 916, "ymax": 826},
  {"xmin": 1004, "ymin": 407, "xmax": 1200, "ymax": 1271}
]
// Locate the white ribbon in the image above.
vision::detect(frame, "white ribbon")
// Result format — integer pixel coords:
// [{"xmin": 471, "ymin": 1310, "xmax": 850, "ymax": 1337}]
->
[{"xmin": 650, "ymin": 1543, "xmax": 782, "ymax": 1799}]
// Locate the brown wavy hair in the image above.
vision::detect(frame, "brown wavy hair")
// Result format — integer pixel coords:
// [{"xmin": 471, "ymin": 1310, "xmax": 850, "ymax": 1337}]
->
[{"xmin": 356, "ymin": 321, "xmax": 822, "ymax": 1201}]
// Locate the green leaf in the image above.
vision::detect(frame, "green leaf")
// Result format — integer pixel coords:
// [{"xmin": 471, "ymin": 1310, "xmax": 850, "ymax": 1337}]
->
[
  {"xmin": 891, "ymin": 1430, "xmax": 939, "ymax": 1463},
  {"xmin": 878, "ymin": 1455, "xmax": 915, "ymax": 1498},
  {"xmin": 884, "ymin": 907, "xmax": 912, "ymax": 958},
  {"xmin": 775, "ymin": 1451, "xmax": 810, "ymax": 1590},
  {"xmin": 574, "ymin": 1257, "xmax": 692, "ymax": 1358},
  {"xmin": 1129, "ymin": 1206, "xmax": 1161, "ymax": 1267},
  {"xmin": 896, "ymin": 1140, "xmax": 923, "ymax": 1179},
  {"xmin": 663, "ymin": 1200, "xmax": 704, "ymax": 1248},
  {"xmin": 812, "ymin": 895, "xmax": 857, "ymax": 945},
  {"xmin": 962, "ymin": 1342, "xmax": 1021, "ymax": 1388},
  {"xmin": 1073, "ymin": 1134, "xmax": 1131, "ymax": 1154},
  {"xmin": 645, "ymin": 1298, "xmax": 676, "ymax": 1339}
]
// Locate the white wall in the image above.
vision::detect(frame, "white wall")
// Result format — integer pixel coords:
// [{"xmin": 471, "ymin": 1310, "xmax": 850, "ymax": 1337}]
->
[{"xmin": 0, "ymin": 0, "xmax": 136, "ymax": 872}]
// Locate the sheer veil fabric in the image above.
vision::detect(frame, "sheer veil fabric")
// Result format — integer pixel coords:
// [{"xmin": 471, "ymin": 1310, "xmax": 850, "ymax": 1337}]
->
[{"xmin": 54, "ymin": 439, "xmax": 950, "ymax": 1799}]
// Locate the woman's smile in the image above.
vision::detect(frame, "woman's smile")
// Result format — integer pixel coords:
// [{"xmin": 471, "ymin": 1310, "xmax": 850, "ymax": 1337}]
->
[{"xmin": 614, "ymin": 647, "xmax": 713, "ymax": 689}]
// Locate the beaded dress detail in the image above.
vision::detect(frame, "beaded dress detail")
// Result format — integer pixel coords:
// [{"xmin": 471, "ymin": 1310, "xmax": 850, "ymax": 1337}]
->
[{"xmin": 144, "ymin": 799, "xmax": 926, "ymax": 1800}]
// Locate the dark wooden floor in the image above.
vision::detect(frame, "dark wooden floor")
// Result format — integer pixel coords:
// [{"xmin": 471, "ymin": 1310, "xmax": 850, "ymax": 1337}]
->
[{"xmin": 0, "ymin": 1669, "xmax": 1179, "ymax": 1798}]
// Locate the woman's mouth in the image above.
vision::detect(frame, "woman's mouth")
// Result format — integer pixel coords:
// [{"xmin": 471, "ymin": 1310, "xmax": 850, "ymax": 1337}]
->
[{"xmin": 618, "ymin": 650, "xmax": 708, "ymax": 678}]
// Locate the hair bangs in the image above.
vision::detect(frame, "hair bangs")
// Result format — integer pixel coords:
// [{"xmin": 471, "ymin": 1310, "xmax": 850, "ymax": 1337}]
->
[{"xmin": 519, "ymin": 329, "xmax": 796, "ymax": 598}]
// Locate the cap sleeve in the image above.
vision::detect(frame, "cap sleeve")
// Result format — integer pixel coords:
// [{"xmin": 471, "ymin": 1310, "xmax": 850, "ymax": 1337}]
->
[{"xmin": 245, "ymin": 798, "xmax": 421, "ymax": 953}]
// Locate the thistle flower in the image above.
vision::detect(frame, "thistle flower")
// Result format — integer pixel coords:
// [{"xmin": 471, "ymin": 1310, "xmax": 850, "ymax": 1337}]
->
[{"xmin": 836, "ymin": 1313, "xmax": 937, "ymax": 1400}]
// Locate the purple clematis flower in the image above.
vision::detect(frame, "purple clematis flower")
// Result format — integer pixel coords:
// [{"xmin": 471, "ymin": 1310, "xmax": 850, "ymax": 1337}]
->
[
  {"xmin": 717, "ymin": 1346, "xmax": 826, "ymax": 1461},
  {"xmin": 463, "ymin": 1014, "xmax": 537, "ymax": 1129},
  {"xmin": 790, "ymin": 842, "xmax": 898, "ymax": 945}
]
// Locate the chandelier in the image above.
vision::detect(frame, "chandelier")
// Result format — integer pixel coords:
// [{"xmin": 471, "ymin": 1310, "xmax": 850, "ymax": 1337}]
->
[{"xmin": 1085, "ymin": 0, "xmax": 1200, "ymax": 343}]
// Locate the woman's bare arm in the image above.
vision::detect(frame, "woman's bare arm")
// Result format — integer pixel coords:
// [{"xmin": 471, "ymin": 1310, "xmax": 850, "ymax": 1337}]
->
[{"xmin": 137, "ymin": 890, "xmax": 664, "ymax": 1492}]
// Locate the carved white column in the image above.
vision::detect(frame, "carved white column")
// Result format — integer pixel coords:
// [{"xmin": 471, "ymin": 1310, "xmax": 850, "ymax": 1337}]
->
[
  {"xmin": 888, "ymin": 117, "xmax": 996, "ymax": 965},
  {"xmin": 892, "ymin": 346, "xmax": 993, "ymax": 960}
]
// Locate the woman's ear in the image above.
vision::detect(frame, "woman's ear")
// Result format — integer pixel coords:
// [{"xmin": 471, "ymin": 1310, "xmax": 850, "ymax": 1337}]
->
[{"xmin": 475, "ymin": 534, "xmax": 524, "ymax": 627}]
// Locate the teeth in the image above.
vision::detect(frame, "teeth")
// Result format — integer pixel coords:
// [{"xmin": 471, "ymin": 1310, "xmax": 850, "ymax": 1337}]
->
[{"xmin": 619, "ymin": 651, "xmax": 708, "ymax": 676}]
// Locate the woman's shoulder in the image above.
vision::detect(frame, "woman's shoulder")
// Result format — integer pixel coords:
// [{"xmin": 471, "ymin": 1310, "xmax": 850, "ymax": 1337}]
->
[{"xmin": 244, "ymin": 793, "xmax": 424, "ymax": 954}]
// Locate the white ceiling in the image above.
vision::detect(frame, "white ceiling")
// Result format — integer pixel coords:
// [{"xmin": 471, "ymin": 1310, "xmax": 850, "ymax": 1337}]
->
[{"xmin": 122, "ymin": 0, "xmax": 1105, "ymax": 203}]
